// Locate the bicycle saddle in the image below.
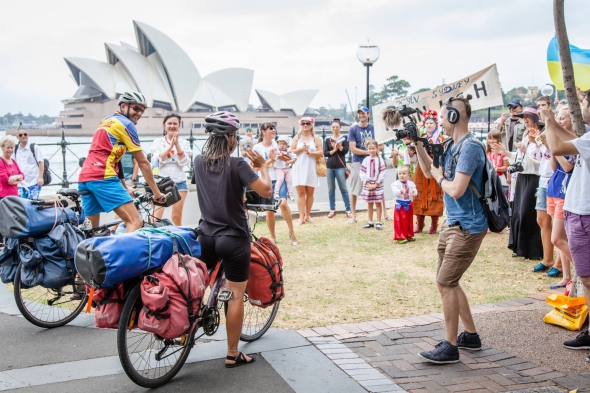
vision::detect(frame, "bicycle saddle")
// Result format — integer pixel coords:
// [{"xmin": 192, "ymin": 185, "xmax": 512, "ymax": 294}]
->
[{"xmin": 57, "ymin": 188, "xmax": 80, "ymax": 198}]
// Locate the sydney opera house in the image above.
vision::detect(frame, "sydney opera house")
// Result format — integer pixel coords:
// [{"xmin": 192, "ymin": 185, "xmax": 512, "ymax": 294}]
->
[{"xmin": 57, "ymin": 21, "xmax": 319, "ymax": 135}]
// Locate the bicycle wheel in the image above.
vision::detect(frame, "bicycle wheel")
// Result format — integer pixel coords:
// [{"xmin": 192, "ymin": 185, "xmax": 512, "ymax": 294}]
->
[
  {"xmin": 225, "ymin": 291, "xmax": 280, "ymax": 342},
  {"xmin": 117, "ymin": 283, "xmax": 194, "ymax": 388},
  {"xmin": 13, "ymin": 263, "xmax": 88, "ymax": 328}
]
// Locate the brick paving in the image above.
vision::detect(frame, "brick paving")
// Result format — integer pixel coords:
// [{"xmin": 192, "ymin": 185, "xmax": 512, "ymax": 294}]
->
[{"xmin": 298, "ymin": 289, "xmax": 590, "ymax": 392}]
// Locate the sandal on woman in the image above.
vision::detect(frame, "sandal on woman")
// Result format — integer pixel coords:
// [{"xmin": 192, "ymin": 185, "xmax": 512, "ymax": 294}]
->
[
  {"xmin": 327, "ymin": 211, "xmax": 336, "ymax": 218},
  {"xmin": 289, "ymin": 231, "xmax": 298, "ymax": 246},
  {"xmin": 305, "ymin": 216, "xmax": 314, "ymax": 223},
  {"xmin": 546, "ymin": 267, "xmax": 562, "ymax": 278},
  {"xmin": 225, "ymin": 352, "xmax": 256, "ymax": 368},
  {"xmin": 532, "ymin": 262, "xmax": 551, "ymax": 273}
]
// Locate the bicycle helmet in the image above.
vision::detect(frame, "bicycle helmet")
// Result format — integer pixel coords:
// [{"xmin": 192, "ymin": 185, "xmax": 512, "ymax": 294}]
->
[
  {"xmin": 204, "ymin": 111, "xmax": 240, "ymax": 136},
  {"xmin": 117, "ymin": 91, "xmax": 148, "ymax": 107}
]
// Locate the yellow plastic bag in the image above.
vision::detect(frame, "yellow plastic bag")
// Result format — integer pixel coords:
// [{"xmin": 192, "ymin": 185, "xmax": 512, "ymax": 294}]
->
[{"xmin": 543, "ymin": 294, "xmax": 588, "ymax": 331}]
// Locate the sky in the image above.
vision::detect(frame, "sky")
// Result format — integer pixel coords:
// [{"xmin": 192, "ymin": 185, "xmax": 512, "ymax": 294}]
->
[{"xmin": 0, "ymin": 0, "xmax": 587, "ymax": 117}]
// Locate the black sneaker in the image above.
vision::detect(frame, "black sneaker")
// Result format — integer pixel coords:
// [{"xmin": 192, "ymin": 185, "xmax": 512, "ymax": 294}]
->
[
  {"xmin": 564, "ymin": 330, "xmax": 590, "ymax": 350},
  {"xmin": 363, "ymin": 222, "xmax": 374, "ymax": 229},
  {"xmin": 457, "ymin": 331, "xmax": 482, "ymax": 351},
  {"xmin": 418, "ymin": 340, "xmax": 460, "ymax": 364}
]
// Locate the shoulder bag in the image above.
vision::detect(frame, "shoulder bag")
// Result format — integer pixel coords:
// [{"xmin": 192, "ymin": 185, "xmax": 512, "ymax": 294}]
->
[
  {"xmin": 314, "ymin": 137, "xmax": 327, "ymax": 177},
  {"xmin": 331, "ymin": 139, "xmax": 349, "ymax": 179}
]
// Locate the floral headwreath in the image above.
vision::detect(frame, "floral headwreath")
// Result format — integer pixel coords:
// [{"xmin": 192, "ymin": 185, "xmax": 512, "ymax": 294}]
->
[
  {"xmin": 421, "ymin": 109, "xmax": 439, "ymax": 128},
  {"xmin": 299, "ymin": 117, "xmax": 315, "ymax": 125}
]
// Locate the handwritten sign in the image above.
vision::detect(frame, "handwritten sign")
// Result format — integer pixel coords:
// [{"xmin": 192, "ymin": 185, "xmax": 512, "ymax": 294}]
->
[{"xmin": 373, "ymin": 64, "xmax": 503, "ymax": 143}]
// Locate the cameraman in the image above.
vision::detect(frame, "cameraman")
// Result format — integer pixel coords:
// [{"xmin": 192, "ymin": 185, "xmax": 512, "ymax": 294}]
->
[{"xmin": 414, "ymin": 95, "xmax": 488, "ymax": 364}]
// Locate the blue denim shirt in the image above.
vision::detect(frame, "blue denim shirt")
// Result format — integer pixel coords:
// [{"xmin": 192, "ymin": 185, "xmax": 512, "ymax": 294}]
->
[{"xmin": 442, "ymin": 134, "xmax": 488, "ymax": 234}]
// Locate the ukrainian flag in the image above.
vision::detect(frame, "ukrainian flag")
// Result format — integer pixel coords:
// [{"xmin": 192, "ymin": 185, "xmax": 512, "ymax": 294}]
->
[{"xmin": 547, "ymin": 36, "xmax": 590, "ymax": 91}]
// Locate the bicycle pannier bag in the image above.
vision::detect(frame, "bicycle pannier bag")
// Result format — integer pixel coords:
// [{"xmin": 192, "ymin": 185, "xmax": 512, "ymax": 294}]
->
[
  {"xmin": 34, "ymin": 236, "xmax": 73, "ymax": 289},
  {"xmin": 0, "ymin": 196, "xmax": 81, "ymax": 239},
  {"xmin": 139, "ymin": 242, "xmax": 209, "ymax": 339},
  {"xmin": 75, "ymin": 226, "xmax": 200, "ymax": 288},
  {"xmin": 93, "ymin": 284, "xmax": 124, "ymax": 329},
  {"xmin": 0, "ymin": 238, "xmax": 20, "ymax": 284},
  {"xmin": 247, "ymin": 237, "xmax": 285, "ymax": 308},
  {"xmin": 144, "ymin": 176, "xmax": 181, "ymax": 208},
  {"xmin": 19, "ymin": 243, "xmax": 44, "ymax": 287}
]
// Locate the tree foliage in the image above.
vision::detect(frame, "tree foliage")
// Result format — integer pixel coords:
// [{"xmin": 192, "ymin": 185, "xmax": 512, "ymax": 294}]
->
[{"xmin": 359, "ymin": 75, "xmax": 411, "ymax": 108}]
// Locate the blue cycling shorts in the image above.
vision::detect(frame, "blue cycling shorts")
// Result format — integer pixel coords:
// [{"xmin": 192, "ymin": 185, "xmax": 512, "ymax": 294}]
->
[{"xmin": 79, "ymin": 177, "xmax": 133, "ymax": 216}]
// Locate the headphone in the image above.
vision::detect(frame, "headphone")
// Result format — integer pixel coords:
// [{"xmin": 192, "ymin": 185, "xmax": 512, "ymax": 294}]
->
[{"xmin": 444, "ymin": 97, "xmax": 460, "ymax": 124}]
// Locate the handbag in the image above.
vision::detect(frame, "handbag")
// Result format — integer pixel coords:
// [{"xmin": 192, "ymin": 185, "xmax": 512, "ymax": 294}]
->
[
  {"xmin": 331, "ymin": 140, "xmax": 350, "ymax": 179},
  {"xmin": 314, "ymin": 138, "xmax": 327, "ymax": 177}
]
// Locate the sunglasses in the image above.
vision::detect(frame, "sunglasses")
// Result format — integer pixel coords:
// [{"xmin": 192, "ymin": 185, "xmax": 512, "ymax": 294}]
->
[
  {"xmin": 264, "ymin": 126, "xmax": 276, "ymax": 130},
  {"xmin": 301, "ymin": 122, "xmax": 311, "ymax": 126},
  {"xmin": 18, "ymin": 133, "xmax": 28, "ymax": 137},
  {"xmin": 130, "ymin": 105, "xmax": 146, "ymax": 113}
]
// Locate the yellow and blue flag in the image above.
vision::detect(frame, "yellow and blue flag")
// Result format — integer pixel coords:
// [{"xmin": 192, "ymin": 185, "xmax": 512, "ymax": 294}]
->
[{"xmin": 547, "ymin": 36, "xmax": 590, "ymax": 91}]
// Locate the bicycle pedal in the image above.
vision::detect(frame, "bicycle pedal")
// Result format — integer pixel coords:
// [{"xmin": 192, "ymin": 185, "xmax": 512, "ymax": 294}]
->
[{"xmin": 217, "ymin": 289, "xmax": 233, "ymax": 302}]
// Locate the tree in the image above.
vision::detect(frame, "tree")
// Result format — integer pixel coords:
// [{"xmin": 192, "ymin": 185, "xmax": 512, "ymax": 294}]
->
[
  {"xmin": 412, "ymin": 88, "xmax": 431, "ymax": 95},
  {"xmin": 552, "ymin": 0, "xmax": 585, "ymax": 298},
  {"xmin": 554, "ymin": 0, "xmax": 585, "ymax": 137},
  {"xmin": 377, "ymin": 75, "xmax": 411, "ymax": 103}
]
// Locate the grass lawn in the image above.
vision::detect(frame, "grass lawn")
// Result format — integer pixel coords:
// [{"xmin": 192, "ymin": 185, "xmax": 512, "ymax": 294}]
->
[{"xmin": 251, "ymin": 213, "xmax": 556, "ymax": 330}]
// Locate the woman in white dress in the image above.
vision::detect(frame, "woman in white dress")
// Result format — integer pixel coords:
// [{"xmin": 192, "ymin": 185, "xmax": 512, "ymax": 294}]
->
[
  {"xmin": 290, "ymin": 117, "xmax": 322, "ymax": 225},
  {"xmin": 150, "ymin": 113, "xmax": 192, "ymax": 225}
]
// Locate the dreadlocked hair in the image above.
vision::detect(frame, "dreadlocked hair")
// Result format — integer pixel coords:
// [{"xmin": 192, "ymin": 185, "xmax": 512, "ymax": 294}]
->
[
  {"xmin": 382, "ymin": 108, "xmax": 402, "ymax": 129},
  {"xmin": 201, "ymin": 134, "xmax": 233, "ymax": 172}
]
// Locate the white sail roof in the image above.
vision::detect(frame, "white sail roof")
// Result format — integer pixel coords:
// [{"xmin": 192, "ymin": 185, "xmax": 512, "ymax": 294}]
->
[{"xmin": 256, "ymin": 89, "xmax": 319, "ymax": 117}]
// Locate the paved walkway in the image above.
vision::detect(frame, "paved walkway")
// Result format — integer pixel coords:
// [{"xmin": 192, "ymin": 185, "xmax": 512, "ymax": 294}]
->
[{"xmin": 3, "ymin": 280, "xmax": 590, "ymax": 392}]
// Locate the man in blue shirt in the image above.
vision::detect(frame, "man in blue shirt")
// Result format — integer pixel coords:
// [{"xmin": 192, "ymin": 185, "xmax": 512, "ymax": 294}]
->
[
  {"xmin": 347, "ymin": 107, "xmax": 375, "ymax": 223},
  {"xmin": 414, "ymin": 95, "xmax": 488, "ymax": 364}
]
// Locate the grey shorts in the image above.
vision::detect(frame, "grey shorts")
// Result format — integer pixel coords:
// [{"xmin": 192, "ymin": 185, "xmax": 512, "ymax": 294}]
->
[{"xmin": 349, "ymin": 162, "xmax": 363, "ymax": 197}]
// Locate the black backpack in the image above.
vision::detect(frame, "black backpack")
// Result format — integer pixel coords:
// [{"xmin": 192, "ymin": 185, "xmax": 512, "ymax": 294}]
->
[
  {"xmin": 15, "ymin": 143, "xmax": 52, "ymax": 185},
  {"xmin": 451, "ymin": 138, "xmax": 511, "ymax": 233}
]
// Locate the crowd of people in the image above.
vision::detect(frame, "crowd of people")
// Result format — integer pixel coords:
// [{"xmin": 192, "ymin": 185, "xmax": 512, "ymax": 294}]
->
[{"xmin": 2, "ymin": 87, "xmax": 590, "ymax": 366}]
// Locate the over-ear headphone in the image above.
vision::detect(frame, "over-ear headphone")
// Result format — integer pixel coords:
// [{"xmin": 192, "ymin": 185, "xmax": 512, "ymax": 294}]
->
[{"xmin": 445, "ymin": 97, "xmax": 460, "ymax": 124}]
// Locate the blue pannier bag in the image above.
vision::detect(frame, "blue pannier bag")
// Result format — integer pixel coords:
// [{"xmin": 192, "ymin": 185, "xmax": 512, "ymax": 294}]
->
[
  {"xmin": 0, "ymin": 238, "xmax": 19, "ymax": 284},
  {"xmin": 20, "ymin": 244, "xmax": 44, "ymax": 287},
  {"xmin": 75, "ymin": 226, "xmax": 201, "ymax": 288},
  {"xmin": 34, "ymin": 236, "xmax": 73, "ymax": 289},
  {"xmin": 0, "ymin": 196, "xmax": 82, "ymax": 239}
]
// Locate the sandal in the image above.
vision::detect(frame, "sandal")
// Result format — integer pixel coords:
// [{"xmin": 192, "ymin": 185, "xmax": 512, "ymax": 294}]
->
[
  {"xmin": 327, "ymin": 211, "xmax": 336, "ymax": 218},
  {"xmin": 546, "ymin": 267, "xmax": 562, "ymax": 278},
  {"xmin": 289, "ymin": 231, "xmax": 298, "ymax": 246},
  {"xmin": 305, "ymin": 216, "xmax": 314, "ymax": 223},
  {"xmin": 346, "ymin": 211, "xmax": 353, "ymax": 219},
  {"xmin": 533, "ymin": 262, "xmax": 551, "ymax": 273},
  {"xmin": 225, "ymin": 352, "xmax": 256, "ymax": 368}
]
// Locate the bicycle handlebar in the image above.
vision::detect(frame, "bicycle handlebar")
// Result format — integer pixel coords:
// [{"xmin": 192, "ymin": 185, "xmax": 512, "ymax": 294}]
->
[{"xmin": 245, "ymin": 199, "xmax": 282, "ymax": 212}]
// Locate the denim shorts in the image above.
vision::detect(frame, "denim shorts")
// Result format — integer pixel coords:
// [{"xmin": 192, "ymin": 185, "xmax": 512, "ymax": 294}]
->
[
  {"xmin": 79, "ymin": 177, "xmax": 133, "ymax": 216},
  {"xmin": 260, "ymin": 180, "xmax": 287, "ymax": 205},
  {"xmin": 535, "ymin": 187, "xmax": 547, "ymax": 211},
  {"xmin": 176, "ymin": 181, "xmax": 188, "ymax": 192}
]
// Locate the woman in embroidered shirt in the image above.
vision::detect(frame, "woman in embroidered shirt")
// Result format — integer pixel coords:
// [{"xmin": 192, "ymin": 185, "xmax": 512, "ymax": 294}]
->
[
  {"xmin": 150, "ymin": 113, "xmax": 192, "ymax": 225},
  {"xmin": 360, "ymin": 139, "xmax": 387, "ymax": 230},
  {"xmin": 413, "ymin": 110, "xmax": 446, "ymax": 234}
]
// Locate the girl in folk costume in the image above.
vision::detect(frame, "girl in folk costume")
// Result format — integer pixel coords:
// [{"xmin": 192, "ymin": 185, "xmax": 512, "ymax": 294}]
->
[
  {"xmin": 413, "ymin": 109, "xmax": 446, "ymax": 234},
  {"xmin": 360, "ymin": 139, "xmax": 387, "ymax": 230},
  {"xmin": 391, "ymin": 165, "xmax": 418, "ymax": 244}
]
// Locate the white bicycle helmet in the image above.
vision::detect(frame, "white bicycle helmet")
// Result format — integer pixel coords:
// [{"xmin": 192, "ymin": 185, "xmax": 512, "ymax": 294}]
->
[{"xmin": 117, "ymin": 91, "xmax": 148, "ymax": 107}]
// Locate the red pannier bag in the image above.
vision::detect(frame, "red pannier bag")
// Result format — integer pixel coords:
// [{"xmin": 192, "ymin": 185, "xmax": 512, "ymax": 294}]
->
[
  {"xmin": 138, "ymin": 241, "xmax": 209, "ymax": 339},
  {"xmin": 93, "ymin": 283, "xmax": 124, "ymax": 329},
  {"xmin": 247, "ymin": 237, "xmax": 285, "ymax": 308}
]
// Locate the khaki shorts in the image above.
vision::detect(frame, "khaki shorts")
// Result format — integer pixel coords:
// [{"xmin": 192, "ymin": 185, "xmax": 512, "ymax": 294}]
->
[
  {"xmin": 436, "ymin": 222, "xmax": 487, "ymax": 287},
  {"xmin": 349, "ymin": 162, "xmax": 363, "ymax": 197}
]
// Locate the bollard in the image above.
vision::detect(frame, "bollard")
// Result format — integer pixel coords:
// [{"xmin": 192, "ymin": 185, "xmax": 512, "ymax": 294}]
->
[
  {"xmin": 60, "ymin": 123, "xmax": 70, "ymax": 188},
  {"xmin": 291, "ymin": 126, "xmax": 296, "ymax": 139}
]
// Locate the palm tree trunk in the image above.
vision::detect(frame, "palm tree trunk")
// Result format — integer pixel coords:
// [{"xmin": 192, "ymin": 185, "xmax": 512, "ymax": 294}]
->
[
  {"xmin": 553, "ymin": 0, "xmax": 585, "ymax": 297},
  {"xmin": 553, "ymin": 0, "xmax": 586, "ymax": 137}
]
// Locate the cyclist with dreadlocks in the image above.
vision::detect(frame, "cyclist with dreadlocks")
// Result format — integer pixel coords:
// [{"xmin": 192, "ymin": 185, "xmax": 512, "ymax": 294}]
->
[
  {"xmin": 78, "ymin": 91, "xmax": 165, "ymax": 232},
  {"xmin": 191, "ymin": 111, "xmax": 271, "ymax": 368}
]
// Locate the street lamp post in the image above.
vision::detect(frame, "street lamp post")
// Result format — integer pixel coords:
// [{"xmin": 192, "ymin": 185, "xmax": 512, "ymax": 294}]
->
[{"xmin": 356, "ymin": 39, "xmax": 380, "ymax": 117}]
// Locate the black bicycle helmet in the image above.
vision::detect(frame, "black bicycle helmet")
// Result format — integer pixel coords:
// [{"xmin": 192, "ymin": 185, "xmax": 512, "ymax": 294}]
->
[{"xmin": 204, "ymin": 111, "xmax": 240, "ymax": 136}]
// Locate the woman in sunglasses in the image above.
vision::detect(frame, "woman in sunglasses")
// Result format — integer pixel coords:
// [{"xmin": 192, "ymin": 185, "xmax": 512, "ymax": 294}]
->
[
  {"xmin": 290, "ymin": 117, "xmax": 321, "ymax": 224},
  {"xmin": 0, "ymin": 135, "xmax": 24, "ymax": 244},
  {"xmin": 151, "ymin": 113, "xmax": 192, "ymax": 225}
]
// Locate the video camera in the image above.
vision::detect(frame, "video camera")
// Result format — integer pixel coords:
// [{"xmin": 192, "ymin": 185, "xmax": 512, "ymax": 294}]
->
[{"xmin": 383, "ymin": 105, "xmax": 446, "ymax": 168}]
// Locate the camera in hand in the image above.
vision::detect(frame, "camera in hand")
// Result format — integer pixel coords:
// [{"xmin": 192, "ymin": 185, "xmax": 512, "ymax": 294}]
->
[{"xmin": 506, "ymin": 162, "xmax": 524, "ymax": 174}]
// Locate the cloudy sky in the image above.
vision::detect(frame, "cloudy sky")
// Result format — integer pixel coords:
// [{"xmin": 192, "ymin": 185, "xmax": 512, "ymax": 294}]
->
[{"xmin": 0, "ymin": 0, "xmax": 587, "ymax": 116}]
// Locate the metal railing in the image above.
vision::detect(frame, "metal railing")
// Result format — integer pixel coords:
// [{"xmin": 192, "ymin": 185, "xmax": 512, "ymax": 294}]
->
[{"xmin": 40, "ymin": 124, "xmax": 492, "ymax": 188}]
